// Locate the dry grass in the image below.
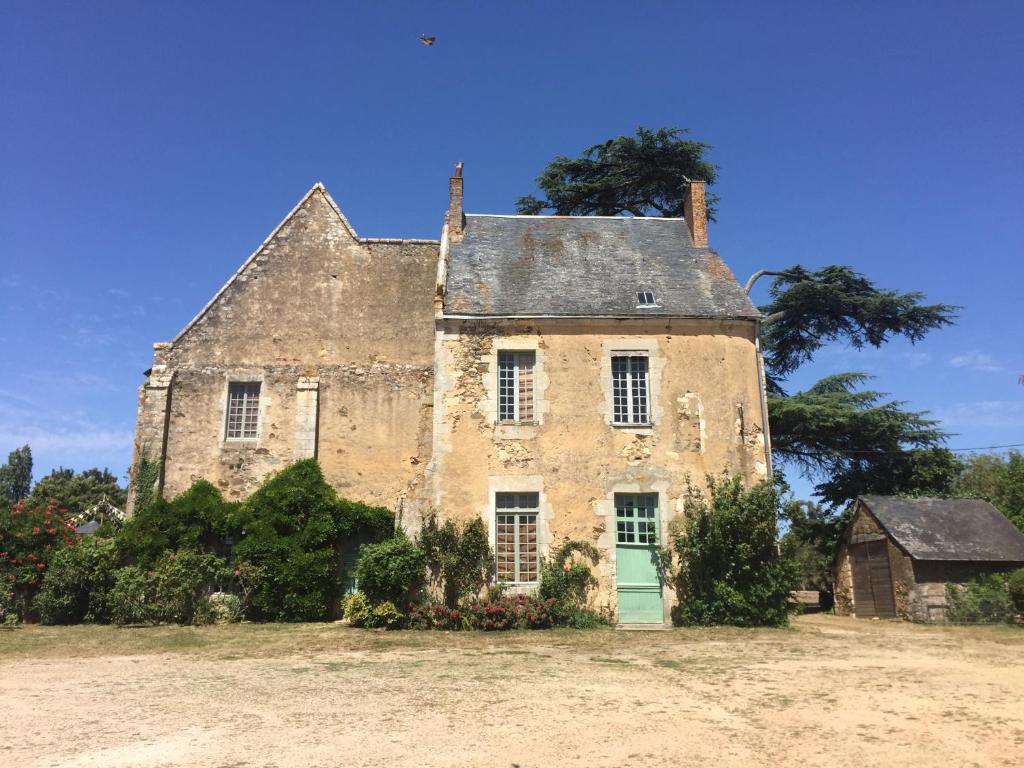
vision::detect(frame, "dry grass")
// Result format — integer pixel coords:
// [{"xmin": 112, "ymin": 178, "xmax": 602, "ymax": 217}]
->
[{"xmin": 1, "ymin": 615, "xmax": 1022, "ymax": 767}]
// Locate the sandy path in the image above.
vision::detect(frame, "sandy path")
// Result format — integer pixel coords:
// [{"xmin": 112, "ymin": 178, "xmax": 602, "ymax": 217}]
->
[{"xmin": 1, "ymin": 615, "xmax": 1022, "ymax": 768}]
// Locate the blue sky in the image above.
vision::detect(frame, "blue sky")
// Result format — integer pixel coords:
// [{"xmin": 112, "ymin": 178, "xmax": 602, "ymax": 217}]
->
[{"xmin": 2, "ymin": 1, "xmax": 1022, "ymax": 497}]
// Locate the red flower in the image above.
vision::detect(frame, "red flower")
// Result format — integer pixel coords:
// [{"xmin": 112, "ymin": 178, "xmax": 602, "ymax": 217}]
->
[
  {"xmin": 46, "ymin": 528, "xmax": 57, "ymax": 535},
  {"xmin": 36, "ymin": 563, "xmax": 45, "ymax": 570},
  {"xmin": 168, "ymin": 553, "xmax": 176, "ymax": 561},
  {"xmin": 32, "ymin": 527, "xmax": 41, "ymax": 535}
]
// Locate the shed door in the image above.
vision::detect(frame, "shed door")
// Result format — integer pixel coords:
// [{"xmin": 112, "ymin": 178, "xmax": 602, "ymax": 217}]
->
[
  {"xmin": 850, "ymin": 539, "xmax": 896, "ymax": 618},
  {"xmin": 615, "ymin": 493, "xmax": 663, "ymax": 624}
]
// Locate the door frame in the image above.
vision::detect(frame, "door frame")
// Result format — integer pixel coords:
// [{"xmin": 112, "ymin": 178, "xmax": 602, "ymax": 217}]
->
[{"xmin": 613, "ymin": 491, "xmax": 665, "ymax": 624}]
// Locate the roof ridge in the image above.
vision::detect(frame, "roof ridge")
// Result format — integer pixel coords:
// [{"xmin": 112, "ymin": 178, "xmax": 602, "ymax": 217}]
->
[{"xmin": 465, "ymin": 213, "xmax": 689, "ymax": 221}]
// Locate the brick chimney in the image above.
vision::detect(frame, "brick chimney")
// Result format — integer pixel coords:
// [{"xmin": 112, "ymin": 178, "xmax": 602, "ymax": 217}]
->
[
  {"xmin": 683, "ymin": 180, "xmax": 708, "ymax": 247},
  {"xmin": 448, "ymin": 162, "xmax": 464, "ymax": 242}
]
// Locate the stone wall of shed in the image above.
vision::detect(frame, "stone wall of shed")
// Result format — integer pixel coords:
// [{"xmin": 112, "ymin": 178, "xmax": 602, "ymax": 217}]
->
[
  {"xmin": 834, "ymin": 504, "xmax": 917, "ymax": 620},
  {"xmin": 429, "ymin": 317, "xmax": 769, "ymax": 619},
  {"xmin": 127, "ymin": 188, "xmax": 439, "ymax": 511}
]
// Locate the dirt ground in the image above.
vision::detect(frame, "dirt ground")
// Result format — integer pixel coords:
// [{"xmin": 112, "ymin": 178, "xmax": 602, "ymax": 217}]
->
[{"xmin": 1, "ymin": 614, "xmax": 1022, "ymax": 768}]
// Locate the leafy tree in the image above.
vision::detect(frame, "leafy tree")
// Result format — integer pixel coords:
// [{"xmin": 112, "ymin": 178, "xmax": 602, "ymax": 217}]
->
[
  {"xmin": 28, "ymin": 467, "xmax": 126, "ymax": 517},
  {"xmin": 519, "ymin": 130, "xmax": 959, "ymax": 508},
  {"xmin": 673, "ymin": 477, "xmax": 795, "ymax": 627},
  {"xmin": 954, "ymin": 451, "xmax": 1024, "ymax": 531},
  {"xmin": 516, "ymin": 126, "xmax": 719, "ymax": 219},
  {"xmin": 779, "ymin": 499, "xmax": 837, "ymax": 590},
  {"xmin": 0, "ymin": 445, "xmax": 33, "ymax": 504}
]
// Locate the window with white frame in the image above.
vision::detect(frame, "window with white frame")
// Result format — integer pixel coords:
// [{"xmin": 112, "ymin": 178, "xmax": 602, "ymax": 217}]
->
[
  {"xmin": 497, "ymin": 351, "xmax": 536, "ymax": 424},
  {"xmin": 611, "ymin": 354, "xmax": 650, "ymax": 425},
  {"xmin": 615, "ymin": 493, "xmax": 659, "ymax": 545},
  {"xmin": 495, "ymin": 492, "xmax": 539, "ymax": 583},
  {"xmin": 225, "ymin": 382, "xmax": 260, "ymax": 439}
]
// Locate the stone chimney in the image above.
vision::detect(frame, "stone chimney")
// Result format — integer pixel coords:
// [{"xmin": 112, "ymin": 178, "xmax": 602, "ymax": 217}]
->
[
  {"xmin": 683, "ymin": 180, "xmax": 708, "ymax": 247},
  {"xmin": 448, "ymin": 162, "xmax": 464, "ymax": 242}
]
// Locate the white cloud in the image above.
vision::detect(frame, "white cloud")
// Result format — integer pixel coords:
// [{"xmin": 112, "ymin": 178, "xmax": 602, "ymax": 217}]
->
[
  {"xmin": 936, "ymin": 400, "xmax": 1024, "ymax": 430},
  {"xmin": 950, "ymin": 350, "xmax": 1004, "ymax": 372},
  {"xmin": 0, "ymin": 425, "xmax": 133, "ymax": 453},
  {"xmin": 903, "ymin": 351, "xmax": 932, "ymax": 368}
]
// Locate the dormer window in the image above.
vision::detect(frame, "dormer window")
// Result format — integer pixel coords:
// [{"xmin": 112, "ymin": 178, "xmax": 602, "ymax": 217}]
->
[{"xmin": 637, "ymin": 290, "xmax": 657, "ymax": 307}]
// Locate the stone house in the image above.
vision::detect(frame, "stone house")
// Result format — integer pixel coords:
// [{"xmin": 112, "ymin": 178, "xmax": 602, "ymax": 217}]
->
[
  {"xmin": 128, "ymin": 166, "xmax": 771, "ymax": 624},
  {"xmin": 834, "ymin": 495, "xmax": 1024, "ymax": 622}
]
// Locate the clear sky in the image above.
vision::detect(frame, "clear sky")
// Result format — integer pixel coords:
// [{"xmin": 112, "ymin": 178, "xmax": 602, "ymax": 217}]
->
[{"xmin": 2, "ymin": 1, "xmax": 1022, "ymax": 498}]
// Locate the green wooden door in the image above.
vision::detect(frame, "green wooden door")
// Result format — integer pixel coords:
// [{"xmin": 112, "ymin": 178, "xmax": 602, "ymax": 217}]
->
[{"xmin": 615, "ymin": 493, "xmax": 663, "ymax": 623}]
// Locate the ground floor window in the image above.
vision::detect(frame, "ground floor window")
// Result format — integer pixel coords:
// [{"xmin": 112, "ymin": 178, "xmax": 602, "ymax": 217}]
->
[
  {"xmin": 615, "ymin": 493, "xmax": 658, "ymax": 544},
  {"xmin": 495, "ymin": 492, "xmax": 539, "ymax": 583}
]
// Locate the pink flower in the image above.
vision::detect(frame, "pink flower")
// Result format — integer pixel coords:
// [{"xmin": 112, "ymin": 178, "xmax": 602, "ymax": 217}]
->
[
  {"xmin": 234, "ymin": 568, "xmax": 241, "ymax": 577},
  {"xmin": 168, "ymin": 553, "xmax": 176, "ymax": 561}
]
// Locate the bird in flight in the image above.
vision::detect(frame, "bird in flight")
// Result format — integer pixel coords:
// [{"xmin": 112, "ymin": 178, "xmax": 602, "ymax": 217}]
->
[{"xmin": 419, "ymin": 35, "xmax": 436, "ymax": 46}]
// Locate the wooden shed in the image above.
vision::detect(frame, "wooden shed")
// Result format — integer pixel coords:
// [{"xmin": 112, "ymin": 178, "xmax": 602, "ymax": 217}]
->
[{"xmin": 834, "ymin": 496, "xmax": 1024, "ymax": 622}]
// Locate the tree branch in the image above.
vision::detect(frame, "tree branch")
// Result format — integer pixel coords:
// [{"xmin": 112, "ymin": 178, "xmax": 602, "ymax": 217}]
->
[
  {"xmin": 744, "ymin": 269, "xmax": 791, "ymax": 295},
  {"xmin": 763, "ymin": 310, "xmax": 788, "ymax": 325}
]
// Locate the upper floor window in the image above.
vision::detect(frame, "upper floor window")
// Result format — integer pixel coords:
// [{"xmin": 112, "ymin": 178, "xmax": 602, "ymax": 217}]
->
[
  {"xmin": 495, "ymin": 492, "xmax": 539, "ymax": 583},
  {"xmin": 611, "ymin": 354, "xmax": 650, "ymax": 425},
  {"xmin": 226, "ymin": 382, "xmax": 260, "ymax": 439},
  {"xmin": 636, "ymin": 289, "xmax": 657, "ymax": 307},
  {"xmin": 498, "ymin": 351, "xmax": 536, "ymax": 424}
]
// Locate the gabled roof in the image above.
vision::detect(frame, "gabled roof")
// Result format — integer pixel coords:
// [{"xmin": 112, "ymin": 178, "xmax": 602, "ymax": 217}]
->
[
  {"xmin": 171, "ymin": 183, "xmax": 438, "ymax": 344},
  {"xmin": 443, "ymin": 214, "xmax": 760, "ymax": 319},
  {"xmin": 859, "ymin": 495, "xmax": 1024, "ymax": 562}
]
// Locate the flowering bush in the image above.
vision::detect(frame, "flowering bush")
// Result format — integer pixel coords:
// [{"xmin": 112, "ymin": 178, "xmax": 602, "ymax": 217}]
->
[
  {"xmin": 406, "ymin": 601, "xmax": 466, "ymax": 630},
  {"xmin": 0, "ymin": 499, "xmax": 77, "ymax": 621},
  {"xmin": 462, "ymin": 593, "xmax": 556, "ymax": 631}
]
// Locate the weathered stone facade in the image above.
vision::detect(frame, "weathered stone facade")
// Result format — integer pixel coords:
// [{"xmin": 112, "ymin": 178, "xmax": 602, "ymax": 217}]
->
[
  {"xmin": 128, "ymin": 173, "xmax": 772, "ymax": 623},
  {"xmin": 430, "ymin": 318, "xmax": 767, "ymax": 617},
  {"xmin": 127, "ymin": 185, "xmax": 439, "ymax": 513}
]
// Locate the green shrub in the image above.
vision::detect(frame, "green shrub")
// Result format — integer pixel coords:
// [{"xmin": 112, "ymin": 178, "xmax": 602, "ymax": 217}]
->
[
  {"xmin": 355, "ymin": 535, "xmax": 426, "ymax": 606},
  {"xmin": 417, "ymin": 513, "xmax": 493, "ymax": 606},
  {"xmin": 117, "ymin": 480, "xmax": 238, "ymax": 567},
  {"xmin": 342, "ymin": 591, "xmax": 372, "ymax": 627},
  {"xmin": 108, "ymin": 565, "xmax": 154, "ymax": 625},
  {"xmin": 538, "ymin": 539, "xmax": 604, "ymax": 625},
  {"xmin": 369, "ymin": 600, "xmax": 404, "ymax": 629},
  {"xmin": 207, "ymin": 592, "xmax": 243, "ymax": 624},
  {"xmin": 673, "ymin": 476, "xmax": 796, "ymax": 627},
  {"xmin": 946, "ymin": 574, "xmax": 1014, "ymax": 624},
  {"xmin": 150, "ymin": 551, "xmax": 230, "ymax": 625},
  {"xmin": 35, "ymin": 537, "xmax": 118, "ymax": 624},
  {"xmin": 231, "ymin": 460, "xmax": 393, "ymax": 622},
  {"xmin": 1008, "ymin": 568, "xmax": 1024, "ymax": 614},
  {"xmin": 108, "ymin": 551, "xmax": 231, "ymax": 626}
]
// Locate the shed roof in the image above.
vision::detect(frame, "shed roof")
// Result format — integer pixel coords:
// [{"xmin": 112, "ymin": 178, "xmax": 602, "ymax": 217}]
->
[
  {"xmin": 443, "ymin": 215, "xmax": 760, "ymax": 319},
  {"xmin": 859, "ymin": 495, "xmax": 1024, "ymax": 562}
]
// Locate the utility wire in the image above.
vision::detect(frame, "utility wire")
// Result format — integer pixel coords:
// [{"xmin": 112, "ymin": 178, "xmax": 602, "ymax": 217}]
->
[{"xmin": 779, "ymin": 442, "xmax": 1024, "ymax": 458}]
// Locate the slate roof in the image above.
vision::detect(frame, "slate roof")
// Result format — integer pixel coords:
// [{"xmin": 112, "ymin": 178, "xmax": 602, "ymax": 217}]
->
[
  {"xmin": 443, "ymin": 215, "xmax": 760, "ymax": 318},
  {"xmin": 859, "ymin": 495, "xmax": 1024, "ymax": 562}
]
